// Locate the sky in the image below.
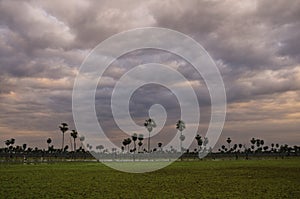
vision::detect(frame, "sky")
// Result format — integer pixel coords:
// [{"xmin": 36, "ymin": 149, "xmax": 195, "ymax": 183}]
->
[{"xmin": 0, "ymin": 0, "xmax": 299, "ymax": 150}]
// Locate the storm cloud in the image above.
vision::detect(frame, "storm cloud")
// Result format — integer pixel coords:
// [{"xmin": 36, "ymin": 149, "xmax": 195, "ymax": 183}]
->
[{"xmin": 0, "ymin": 0, "xmax": 299, "ymax": 149}]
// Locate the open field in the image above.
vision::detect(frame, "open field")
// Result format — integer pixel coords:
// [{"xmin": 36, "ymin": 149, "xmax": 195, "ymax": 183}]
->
[{"xmin": 1, "ymin": 158, "xmax": 300, "ymax": 199}]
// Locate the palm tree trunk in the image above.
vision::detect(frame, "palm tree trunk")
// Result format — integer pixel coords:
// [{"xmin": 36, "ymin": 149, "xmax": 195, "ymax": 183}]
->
[
  {"xmin": 148, "ymin": 131, "xmax": 150, "ymax": 153},
  {"xmin": 74, "ymin": 138, "xmax": 76, "ymax": 152},
  {"xmin": 180, "ymin": 131, "xmax": 183, "ymax": 153},
  {"xmin": 70, "ymin": 137, "xmax": 73, "ymax": 151},
  {"xmin": 62, "ymin": 133, "xmax": 64, "ymax": 150},
  {"xmin": 133, "ymin": 141, "xmax": 136, "ymax": 162}
]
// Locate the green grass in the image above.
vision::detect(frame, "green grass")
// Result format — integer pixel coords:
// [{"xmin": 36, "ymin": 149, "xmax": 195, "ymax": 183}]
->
[{"xmin": 1, "ymin": 158, "xmax": 300, "ymax": 198}]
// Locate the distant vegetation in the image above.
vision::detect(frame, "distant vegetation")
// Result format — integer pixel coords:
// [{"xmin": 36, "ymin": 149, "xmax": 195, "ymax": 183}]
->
[{"xmin": 1, "ymin": 120, "xmax": 299, "ymax": 163}]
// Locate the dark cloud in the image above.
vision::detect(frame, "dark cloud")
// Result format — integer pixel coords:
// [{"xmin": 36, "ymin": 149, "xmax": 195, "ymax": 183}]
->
[
  {"xmin": 0, "ymin": 0, "xmax": 299, "ymax": 148},
  {"xmin": 256, "ymin": 0, "xmax": 300, "ymax": 26},
  {"xmin": 150, "ymin": 0, "xmax": 300, "ymax": 71}
]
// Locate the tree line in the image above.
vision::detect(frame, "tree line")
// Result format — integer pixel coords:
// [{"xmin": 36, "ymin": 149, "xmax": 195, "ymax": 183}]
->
[{"xmin": 1, "ymin": 119, "xmax": 299, "ymax": 162}]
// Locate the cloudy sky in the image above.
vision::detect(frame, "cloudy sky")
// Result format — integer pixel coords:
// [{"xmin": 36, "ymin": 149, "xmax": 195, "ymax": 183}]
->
[{"xmin": 0, "ymin": 0, "xmax": 299, "ymax": 150}]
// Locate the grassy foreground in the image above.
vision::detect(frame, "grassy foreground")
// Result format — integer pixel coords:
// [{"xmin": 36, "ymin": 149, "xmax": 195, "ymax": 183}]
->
[{"xmin": 1, "ymin": 158, "xmax": 300, "ymax": 198}]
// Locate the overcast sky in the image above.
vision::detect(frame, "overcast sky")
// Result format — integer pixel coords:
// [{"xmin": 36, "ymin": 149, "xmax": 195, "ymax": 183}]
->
[{"xmin": 0, "ymin": 0, "xmax": 299, "ymax": 150}]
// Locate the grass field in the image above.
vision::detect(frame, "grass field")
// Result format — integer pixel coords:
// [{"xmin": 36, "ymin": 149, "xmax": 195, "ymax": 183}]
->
[{"xmin": 1, "ymin": 158, "xmax": 300, "ymax": 198}]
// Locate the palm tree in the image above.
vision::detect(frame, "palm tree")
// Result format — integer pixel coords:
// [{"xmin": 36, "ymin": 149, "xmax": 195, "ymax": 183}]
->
[
  {"xmin": 293, "ymin": 145, "xmax": 298, "ymax": 156},
  {"xmin": 226, "ymin": 137, "xmax": 232, "ymax": 151},
  {"xmin": 250, "ymin": 138, "xmax": 256, "ymax": 153},
  {"xmin": 96, "ymin": 145, "xmax": 104, "ymax": 152},
  {"xmin": 138, "ymin": 141, "xmax": 143, "ymax": 152},
  {"xmin": 7, "ymin": 138, "xmax": 15, "ymax": 149},
  {"xmin": 138, "ymin": 134, "xmax": 144, "ymax": 142},
  {"xmin": 195, "ymin": 134, "xmax": 203, "ymax": 151},
  {"xmin": 275, "ymin": 143, "xmax": 279, "ymax": 153},
  {"xmin": 122, "ymin": 139, "xmax": 128, "ymax": 152},
  {"xmin": 131, "ymin": 133, "xmax": 138, "ymax": 153},
  {"xmin": 179, "ymin": 134, "xmax": 185, "ymax": 152},
  {"xmin": 238, "ymin": 144, "xmax": 243, "ymax": 150},
  {"xmin": 126, "ymin": 138, "xmax": 132, "ymax": 152},
  {"xmin": 176, "ymin": 120, "xmax": 186, "ymax": 132},
  {"xmin": 10, "ymin": 138, "xmax": 15, "ymax": 145},
  {"xmin": 221, "ymin": 145, "xmax": 226, "ymax": 152},
  {"xmin": 176, "ymin": 120, "xmax": 186, "ymax": 153},
  {"xmin": 144, "ymin": 118, "xmax": 156, "ymax": 153},
  {"xmin": 5, "ymin": 138, "xmax": 15, "ymax": 152},
  {"xmin": 260, "ymin": 139, "xmax": 264, "ymax": 147},
  {"xmin": 138, "ymin": 134, "xmax": 144, "ymax": 152},
  {"xmin": 59, "ymin": 123, "xmax": 68, "ymax": 150},
  {"xmin": 256, "ymin": 139, "xmax": 261, "ymax": 147},
  {"xmin": 250, "ymin": 138, "xmax": 256, "ymax": 145},
  {"xmin": 233, "ymin": 144, "xmax": 238, "ymax": 151},
  {"xmin": 271, "ymin": 143, "xmax": 275, "ymax": 152},
  {"xmin": 79, "ymin": 136, "xmax": 85, "ymax": 151},
  {"xmin": 70, "ymin": 130, "xmax": 78, "ymax": 152},
  {"xmin": 158, "ymin": 142, "xmax": 163, "ymax": 151},
  {"xmin": 5, "ymin": 140, "xmax": 10, "ymax": 148},
  {"xmin": 255, "ymin": 139, "xmax": 262, "ymax": 153},
  {"xmin": 122, "ymin": 138, "xmax": 132, "ymax": 153},
  {"xmin": 64, "ymin": 145, "xmax": 69, "ymax": 152},
  {"xmin": 47, "ymin": 138, "xmax": 52, "ymax": 150},
  {"xmin": 22, "ymin": 143, "xmax": 27, "ymax": 151}
]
